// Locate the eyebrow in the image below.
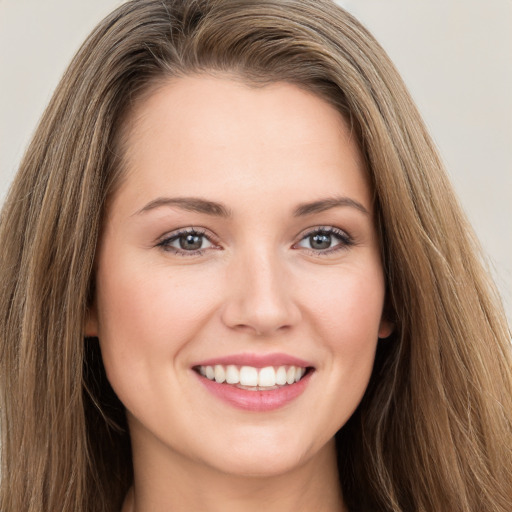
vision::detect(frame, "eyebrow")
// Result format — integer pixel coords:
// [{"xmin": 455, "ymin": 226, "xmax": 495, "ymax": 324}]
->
[
  {"xmin": 293, "ymin": 196, "xmax": 369, "ymax": 216},
  {"xmin": 134, "ymin": 197, "xmax": 232, "ymax": 217},
  {"xmin": 134, "ymin": 195, "xmax": 369, "ymax": 218}
]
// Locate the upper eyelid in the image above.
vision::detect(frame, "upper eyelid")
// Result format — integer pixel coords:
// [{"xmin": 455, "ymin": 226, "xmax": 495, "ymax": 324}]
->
[
  {"xmin": 295, "ymin": 225, "xmax": 351, "ymax": 240},
  {"xmin": 155, "ymin": 225, "xmax": 352, "ymax": 249},
  {"xmin": 155, "ymin": 228, "xmax": 220, "ymax": 256},
  {"xmin": 157, "ymin": 227, "xmax": 213, "ymax": 243},
  {"xmin": 293, "ymin": 226, "xmax": 354, "ymax": 253}
]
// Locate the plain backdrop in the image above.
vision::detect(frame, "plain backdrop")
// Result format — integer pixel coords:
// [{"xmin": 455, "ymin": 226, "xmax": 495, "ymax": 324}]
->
[{"xmin": 0, "ymin": 0, "xmax": 511, "ymax": 322}]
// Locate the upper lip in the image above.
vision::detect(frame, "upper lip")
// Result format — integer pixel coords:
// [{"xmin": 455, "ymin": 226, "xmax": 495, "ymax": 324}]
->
[{"xmin": 192, "ymin": 352, "xmax": 314, "ymax": 368}]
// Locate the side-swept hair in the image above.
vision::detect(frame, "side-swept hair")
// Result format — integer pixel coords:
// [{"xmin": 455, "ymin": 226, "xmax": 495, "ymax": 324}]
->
[{"xmin": 1, "ymin": 1, "xmax": 510, "ymax": 511}]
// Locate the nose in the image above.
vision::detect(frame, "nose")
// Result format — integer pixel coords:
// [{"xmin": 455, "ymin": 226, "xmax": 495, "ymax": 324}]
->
[{"xmin": 220, "ymin": 249, "xmax": 301, "ymax": 337}]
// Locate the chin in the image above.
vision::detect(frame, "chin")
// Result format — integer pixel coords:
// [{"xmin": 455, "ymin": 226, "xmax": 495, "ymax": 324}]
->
[
  {"xmin": 210, "ymin": 450, "xmax": 309, "ymax": 479},
  {"xmin": 198, "ymin": 429, "xmax": 330, "ymax": 479}
]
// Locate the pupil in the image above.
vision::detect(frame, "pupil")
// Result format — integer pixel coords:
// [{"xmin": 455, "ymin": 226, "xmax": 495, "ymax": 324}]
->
[
  {"xmin": 310, "ymin": 233, "xmax": 331, "ymax": 250},
  {"xmin": 180, "ymin": 234, "xmax": 202, "ymax": 250}
]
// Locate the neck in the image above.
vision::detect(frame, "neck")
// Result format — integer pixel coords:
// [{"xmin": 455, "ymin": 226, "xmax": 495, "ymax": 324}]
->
[{"xmin": 125, "ymin": 436, "xmax": 346, "ymax": 512}]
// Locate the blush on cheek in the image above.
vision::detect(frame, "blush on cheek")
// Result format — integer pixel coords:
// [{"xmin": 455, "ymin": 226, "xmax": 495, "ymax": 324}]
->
[
  {"xmin": 314, "ymin": 272, "xmax": 384, "ymax": 329},
  {"xmin": 96, "ymin": 253, "xmax": 223, "ymax": 363}
]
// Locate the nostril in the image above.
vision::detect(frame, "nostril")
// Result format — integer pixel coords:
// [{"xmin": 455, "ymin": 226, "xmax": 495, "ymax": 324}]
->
[{"xmin": 219, "ymin": 273, "xmax": 302, "ymax": 335}]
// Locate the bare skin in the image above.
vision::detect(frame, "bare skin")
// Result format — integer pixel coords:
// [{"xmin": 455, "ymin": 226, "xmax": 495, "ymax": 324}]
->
[
  {"xmin": 88, "ymin": 76, "xmax": 391, "ymax": 512},
  {"xmin": 121, "ymin": 438, "xmax": 344, "ymax": 512}
]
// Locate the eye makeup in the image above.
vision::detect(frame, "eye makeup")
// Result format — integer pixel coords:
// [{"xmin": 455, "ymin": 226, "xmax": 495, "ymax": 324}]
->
[{"xmin": 155, "ymin": 224, "xmax": 355, "ymax": 258}]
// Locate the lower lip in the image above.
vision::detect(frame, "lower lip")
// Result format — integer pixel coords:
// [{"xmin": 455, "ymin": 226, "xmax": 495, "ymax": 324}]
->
[{"xmin": 195, "ymin": 371, "xmax": 313, "ymax": 412}]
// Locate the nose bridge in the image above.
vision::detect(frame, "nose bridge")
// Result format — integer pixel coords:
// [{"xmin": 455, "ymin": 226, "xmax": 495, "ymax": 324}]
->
[{"xmin": 221, "ymin": 243, "xmax": 300, "ymax": 335}]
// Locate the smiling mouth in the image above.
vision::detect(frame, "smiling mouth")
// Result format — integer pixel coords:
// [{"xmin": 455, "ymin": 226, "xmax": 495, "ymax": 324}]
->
[{"xmin": 194, "ymin": 364, "xmax": 312, "ymax": 390}]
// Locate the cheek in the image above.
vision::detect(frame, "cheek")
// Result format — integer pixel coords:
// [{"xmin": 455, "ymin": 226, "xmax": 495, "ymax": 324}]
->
[
  {"xmin": 93, "ymin": 249, "xmax": 220, "ymax": 384},
  {"xmin": 306, "ymin": 263, "xmax": 386, "ymax": 339},
  {"xmin": 302, "ymin": 262, "xmax": 385, "ymax": 393}
]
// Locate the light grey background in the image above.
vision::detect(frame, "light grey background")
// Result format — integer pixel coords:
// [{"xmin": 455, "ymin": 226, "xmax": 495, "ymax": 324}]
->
[{"xmin": 1, "ymin": 0, "xmax": 511, "ymax": 322}]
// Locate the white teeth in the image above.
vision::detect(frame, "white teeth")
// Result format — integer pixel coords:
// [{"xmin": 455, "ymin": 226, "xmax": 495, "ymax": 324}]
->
[
  {"xmin": 258, "ymin": 366, "xmax": 276, "ymax": 387},
  {"xmin": 214, "ymin": 365, "xmax": 225, "ymax": 383},
  {"xmin": 198, "ymin": 364, "xmax": 308, "ymax": 388},
  {"xmin": 240, "ymin": 366, "xmax": 258, "ymax": 386},
  {"xmin": 225, "ymin": 365, "xmax": 239, "ymax": 384},
  {"xmin": 275, "ymin": 366, "xmax": 287, "ymax": 386}
]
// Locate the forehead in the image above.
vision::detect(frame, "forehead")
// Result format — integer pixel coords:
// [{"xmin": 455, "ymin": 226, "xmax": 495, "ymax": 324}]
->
[{"xmin": 112, "ymin": 75, "xmax": 371, "ymax": 214}]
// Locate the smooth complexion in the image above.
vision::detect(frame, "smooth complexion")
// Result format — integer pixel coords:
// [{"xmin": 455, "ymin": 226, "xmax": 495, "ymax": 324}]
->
[{"xmin": 86, "ymin": 76, "xmax": 392, "ymax": 512}]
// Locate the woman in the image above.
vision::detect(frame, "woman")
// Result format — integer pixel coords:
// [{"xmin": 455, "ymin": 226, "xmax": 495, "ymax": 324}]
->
[{"xmin": 0, "ymin": 1, "xmax": 510, "ymax": 511}]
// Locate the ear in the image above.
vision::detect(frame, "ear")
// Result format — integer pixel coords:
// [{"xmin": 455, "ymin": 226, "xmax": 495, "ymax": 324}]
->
[
  {"xmin": 84, "ymin": 302, "xmax": 99, "ymax": 337},
  {"xmin": 378, "ymin": 318, "xmax": 394, "ymax": 339}
]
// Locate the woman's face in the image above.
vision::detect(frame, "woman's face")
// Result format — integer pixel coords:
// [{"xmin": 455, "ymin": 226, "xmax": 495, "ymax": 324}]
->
[{"xmin": 87, "ymin": 76, "xmax": 392, "ymax": 478}]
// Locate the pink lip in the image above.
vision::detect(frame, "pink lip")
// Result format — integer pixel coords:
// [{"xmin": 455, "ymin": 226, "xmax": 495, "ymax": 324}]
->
[
  {"xmin": 195, "ymin": 370, "xmax": 313, "ymax": 412},
  {"xmin": 193, "ymin": 352, "xmax": 313, "ymax": 368}
]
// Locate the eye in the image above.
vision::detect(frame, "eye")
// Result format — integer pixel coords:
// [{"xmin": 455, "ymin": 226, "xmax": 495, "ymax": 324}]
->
[
  {"xmin": 295, "ymin": 227, "xmax": 353, "ymax": 254},
  {"xmin": 157, "ymin": 228, "xmax": 215, "ymax": 255}
]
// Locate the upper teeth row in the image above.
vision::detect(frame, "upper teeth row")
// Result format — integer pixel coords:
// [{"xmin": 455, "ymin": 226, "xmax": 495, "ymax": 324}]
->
[{"xmin": 198, "ymin": 365, "xmax": 306, "ymax": 387}]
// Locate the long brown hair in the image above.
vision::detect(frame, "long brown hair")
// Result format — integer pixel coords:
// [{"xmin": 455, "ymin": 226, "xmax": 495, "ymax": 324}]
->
[{"xmin": 1, "ymin": 1, "xmax": 510, "ymax": 511}]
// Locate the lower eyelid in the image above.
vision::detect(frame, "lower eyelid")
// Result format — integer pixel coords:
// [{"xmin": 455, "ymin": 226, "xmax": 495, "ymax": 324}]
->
[
  {"xmin": 157, "ymin": 229, "xmax": 200, "ymax": 245},
  {"xmin": 297, "ymin": 227, "xmax": 352, "ymax": 243},
  {"xmin": 155, "ymin": 227, "xmax": 353, "ymax": 255}
]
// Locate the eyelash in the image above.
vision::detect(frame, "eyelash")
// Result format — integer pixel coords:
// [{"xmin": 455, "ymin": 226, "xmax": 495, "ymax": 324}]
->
[
  {"xmin": 156, "ymin": 228, "xmax": 217, "ymax": 256},
  {"xmin": 156, "ymin": 226, "xmax": 354, "ymax": 257},
  {"xmin": 294, "ymin": 226, "xmax": 354, "ymax": 256}
]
